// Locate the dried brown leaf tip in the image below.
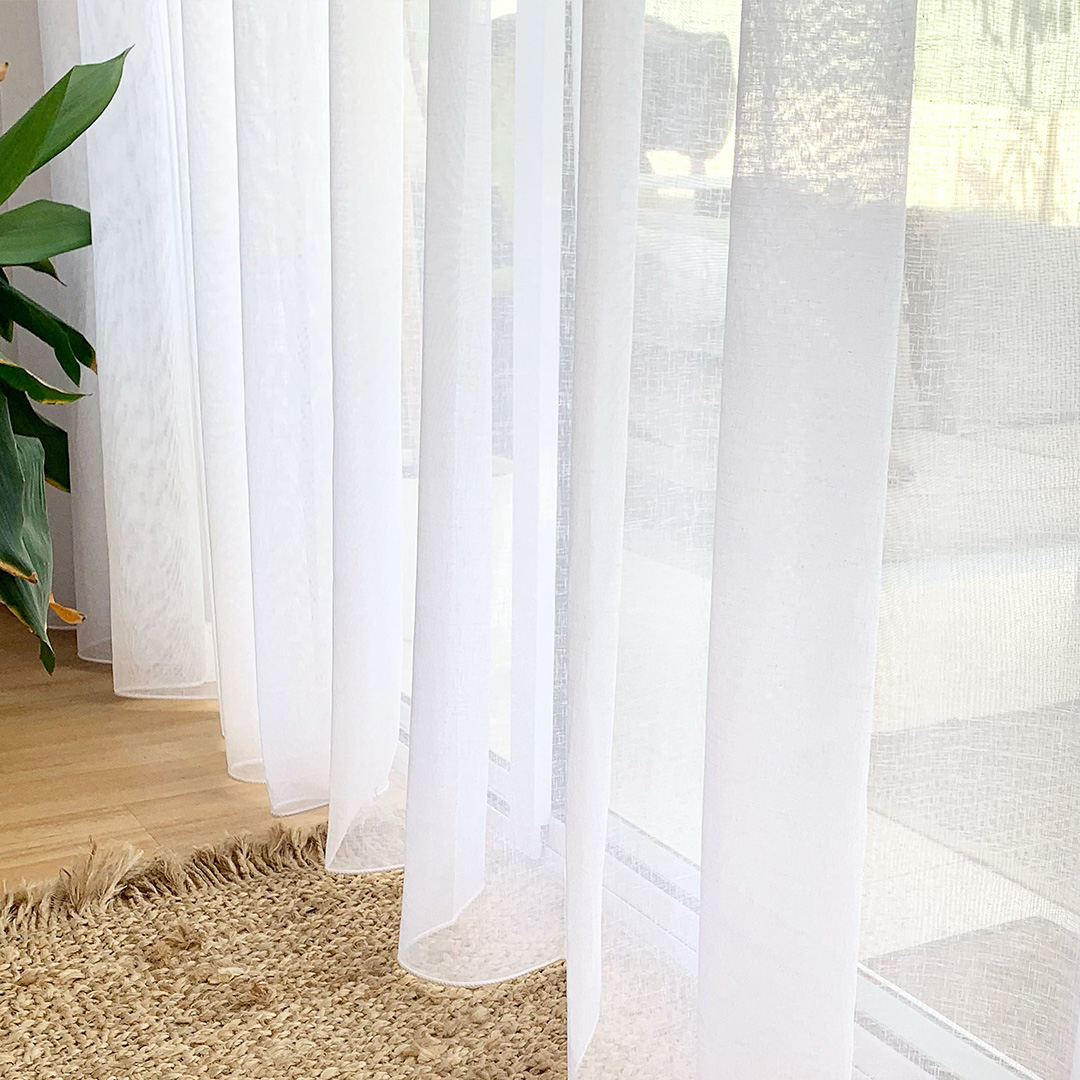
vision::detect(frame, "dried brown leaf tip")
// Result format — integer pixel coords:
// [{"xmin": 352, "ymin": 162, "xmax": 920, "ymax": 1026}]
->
[
  {"xmin": 0, "ymin": 62, "xmax": 8, "ymax": 83},
  {"xmin": 49, "ymin": 594, "xmax": 84, "ymax": 624}
]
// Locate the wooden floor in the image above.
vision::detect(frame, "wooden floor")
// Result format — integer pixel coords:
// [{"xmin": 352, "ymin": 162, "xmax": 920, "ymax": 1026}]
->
[{"xmin": 0, "ymin": 608, "xmax": 326, "ymax": 888}]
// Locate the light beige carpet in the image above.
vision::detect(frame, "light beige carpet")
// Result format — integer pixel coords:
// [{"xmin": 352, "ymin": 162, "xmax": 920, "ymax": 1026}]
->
[{"xmin": 0, "ymin": 825, "xmax": 566, "ymax": 1079}]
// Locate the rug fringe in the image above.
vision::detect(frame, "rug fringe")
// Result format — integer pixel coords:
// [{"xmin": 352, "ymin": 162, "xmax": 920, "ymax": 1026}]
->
[{"xmin": 1, "ymin": 822, "xmax": 328, "ymax": 936}]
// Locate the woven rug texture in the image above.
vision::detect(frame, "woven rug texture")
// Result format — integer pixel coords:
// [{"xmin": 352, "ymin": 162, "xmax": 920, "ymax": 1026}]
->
[{"xmin": 0, "ymin": 825, "xmax": 566, "ymax": 1079}]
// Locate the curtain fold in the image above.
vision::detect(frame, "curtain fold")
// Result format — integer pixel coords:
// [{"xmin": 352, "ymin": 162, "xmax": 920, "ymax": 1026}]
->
[
  {"xmin": 76, "ymin": 0, "xmax": 214, "ymax": 695},
  {"xmin": 508, "ymin": 0, "xmax": 561, "ymax": 864},
  {"xmin": 179, "ymin": 0, "xmax": 262, "ymax": 779},
  {"xmin": 697, "ymin": 2, "xmax": 918, "ymax": 1074},
  {"xmin": 232, "ymin": 0, "xmax": 334, "ymax": 812},
  {"xmin": 33, "ymin": 0, "xmax": 113, "ymax": 664},
  {"xmin": 565, "ymin": 0, "xmax": 646, "ymax": 1067},
  {"xmin": 400, "ymin": 0, "xmax": 494, "ymax": 965},
  {"xmin": 326, "ymin": 0, "xmax": 406, "ymax": 870},
  {"xmin": 29, "ymin": 0, "xmax": 1080, "ymax": 1076}
]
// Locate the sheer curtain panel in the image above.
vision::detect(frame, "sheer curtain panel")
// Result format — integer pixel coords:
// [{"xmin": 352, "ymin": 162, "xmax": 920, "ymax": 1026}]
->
[{"xmin": 23, "ymin": 0, "xmax": 1080, "ymax": 1076}]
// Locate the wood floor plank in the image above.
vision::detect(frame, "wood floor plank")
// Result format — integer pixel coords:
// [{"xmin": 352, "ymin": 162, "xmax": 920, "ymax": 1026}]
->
[
  {"xmin": 128, "ymin": 790, "xmax": 328, "ymax": 853},
  {"xmin": 0, "ymin": 806, "xmax": 157, "ymax": 889},
  {"xmin": 0, "ymin": 607, "xmax": 327, "ymax": 887}
]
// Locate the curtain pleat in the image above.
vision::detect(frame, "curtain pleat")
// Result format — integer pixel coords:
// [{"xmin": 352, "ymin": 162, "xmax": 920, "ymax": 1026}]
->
[
  {"xmin": 399, "ymin": 0, "xmax": 494, "ymax": 968},
  {"xmin": 231, "ymin": 1, "xmax": 333, "ymax": 812},
  {"xmin": 565, "ymin": 0, "xmax": 647, "ymax": 1068},
  {"xmin": 508, "ymin": 0, "xmax": 562, "ymax": 863},
  {"xmin": 179, "ymin": 0, "xmax": 262, "ymax": 780},
  {"xmin": 697, "ymin": 1, "xmax": 918, "ymax": 1075},
  {"xmin": 75, "ymin": 0, "xmax": 213, "ymax": 696},
  {"xmin": 34, "ymin": 0, "xmax": 113, "ymax": 664},
  {"xmin": 326, "ymin": 0, "xmax": 406, "ymax": 869}
]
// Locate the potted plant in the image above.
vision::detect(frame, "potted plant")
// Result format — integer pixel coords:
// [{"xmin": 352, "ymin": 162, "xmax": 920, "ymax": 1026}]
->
[{"xmin": 0, "ymin": 50, "xmax": 126, "ymax": 671}]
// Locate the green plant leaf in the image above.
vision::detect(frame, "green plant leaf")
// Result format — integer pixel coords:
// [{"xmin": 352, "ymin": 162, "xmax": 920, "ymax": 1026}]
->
[
  {"xmin": 0, "ymin": 200, "xmax": 91, "ymax": 266},
  {"xmin": 0, "ymin": 356, "xmax": 83, "ymax": 404},
  {"xmin": 31, "ymin": 51, "xmax": 128, "ymax": 176},
  {"xmin": 0, "ymin": 397, "xmax": 53, "ymax": 670},
  {"xmin": 0, "ymin": 274, "xmax": 94, "ymax": 385},
  {"xmin": 0, "ymin": 76, "xmax": 64, "ymax": 207},
  {"xmin": 0, "ymin": 50, "xmax": 128, "ymax": 205},
  {"xmin": 2, "ymin": 385, "xmax": 70, "ymax": 491},
  {"xmin": 0, "ymin": 395, "xmax": 38, "ymax": 581},
  {"xmin": 0, "ymin": 269, "xmax": 13, "ymax": 343},
  {"xmin": 19, "ymin": 259, "xmax": 63, "ymax": 283}
]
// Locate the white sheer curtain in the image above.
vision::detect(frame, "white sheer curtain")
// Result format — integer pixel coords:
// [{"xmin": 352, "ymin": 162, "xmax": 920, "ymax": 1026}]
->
[{"xmin": 25, "ymin": 0, "xmax": 1080, "ymax": 1076}]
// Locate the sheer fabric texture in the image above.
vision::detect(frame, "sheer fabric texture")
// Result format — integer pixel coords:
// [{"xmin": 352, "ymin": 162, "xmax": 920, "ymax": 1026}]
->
[{"xmin": 12, "ymin": 0, "xmax": 1080, "ymax": 1076}]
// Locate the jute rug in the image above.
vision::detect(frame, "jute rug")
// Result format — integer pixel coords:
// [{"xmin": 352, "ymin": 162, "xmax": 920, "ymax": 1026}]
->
[{"xmin": 0, "ymin": 825, "xmax": 566, "ymax": 1079}]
